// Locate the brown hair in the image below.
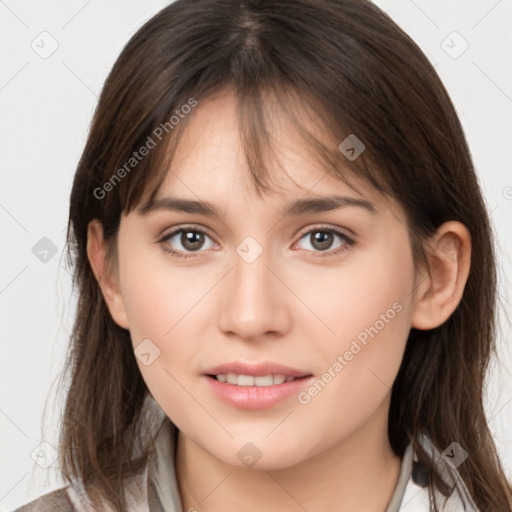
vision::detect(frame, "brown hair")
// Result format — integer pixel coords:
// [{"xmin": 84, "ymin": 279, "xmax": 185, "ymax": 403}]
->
[{"xmin": 48, "ymin": 0, "xmax": 512, "ymax": 510}]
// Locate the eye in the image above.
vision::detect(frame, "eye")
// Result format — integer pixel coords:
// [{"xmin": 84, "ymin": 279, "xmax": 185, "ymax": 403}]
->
[
  {"xmin": 157, "ymin": 226, "xmax": 217, "ymax": 259},
  {"xmin": 157, "ymin": 224, "xmax": 355, "ymax": 260},
  {"xmin": 294, "ymin": 226, "xmax": 355, "ymax": 257}
]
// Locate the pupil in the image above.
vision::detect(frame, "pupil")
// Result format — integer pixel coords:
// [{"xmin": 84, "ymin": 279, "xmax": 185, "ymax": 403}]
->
[
  {"xmin": 313, "ymin": 231, "xmax": 332, "ymax": 251},
  {"xmin": 182, "ymin": 231, "xmax": 204, "ymax": 250}
]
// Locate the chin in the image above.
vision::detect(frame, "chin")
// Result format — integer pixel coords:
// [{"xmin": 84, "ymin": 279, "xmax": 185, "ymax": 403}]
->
[{"xmin": 205, "ymin": 436, "xmax": 313, "ymax": 471}]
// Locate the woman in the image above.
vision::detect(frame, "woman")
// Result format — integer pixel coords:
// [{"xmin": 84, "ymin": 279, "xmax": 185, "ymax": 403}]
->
[{"xmin": 14, "ymin": 0, "xmax": 512, "ymax": 510}]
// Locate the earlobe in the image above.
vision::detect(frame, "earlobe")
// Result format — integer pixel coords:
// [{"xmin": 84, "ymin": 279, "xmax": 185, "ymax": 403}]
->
[
  {"xmin": 411, "ymin": 221, "xmax": 471, "ymax": 330},
  {"xmin": 86, "ymin": 219, "xmax": 130, "ymax": 330}
]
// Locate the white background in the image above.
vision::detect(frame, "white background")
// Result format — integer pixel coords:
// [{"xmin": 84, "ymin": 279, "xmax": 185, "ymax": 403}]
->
[{"xmin": 1, "ymin": 0, "xmax": 511, "ymax": 509}]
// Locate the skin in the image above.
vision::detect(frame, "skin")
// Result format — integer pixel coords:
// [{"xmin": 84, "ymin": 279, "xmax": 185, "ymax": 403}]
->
[{"xmin": 87, "ymin": 88, "xmax": 471, "ymax": 511}]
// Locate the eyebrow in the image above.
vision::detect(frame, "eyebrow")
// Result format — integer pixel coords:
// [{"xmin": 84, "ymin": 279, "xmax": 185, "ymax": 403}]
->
[{"xmin": 137, "ymin": 194, "xmax": 378, "ymax": 217}]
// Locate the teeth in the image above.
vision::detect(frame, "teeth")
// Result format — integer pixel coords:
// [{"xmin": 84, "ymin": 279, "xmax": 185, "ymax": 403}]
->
[
  {"xmin": 226, "ymin": 373, "xmax": 238, "ymax": 384},
  {"xmin": 255, "ymin": 375, "xmax": 274, "ymax": 386},
  {"xmin": 237, "ymin": 374, "xmax": 255, "ymax": 386},
  {"xmin": 273, "ymin": 374, "xmax": 286, "ymax": 385},
  {"xmin": 215, "ymin": 374, "xmax": 296, "ymax": 386}
]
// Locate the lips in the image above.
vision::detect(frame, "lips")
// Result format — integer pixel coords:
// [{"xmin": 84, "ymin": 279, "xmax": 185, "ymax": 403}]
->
[
  {"xmin": 202, "ymin": 361, "xmax": 313, "ymax": 409},
  {"xmin": 203, "ymin": 361, "xmax": 311, "ymax": 378}
]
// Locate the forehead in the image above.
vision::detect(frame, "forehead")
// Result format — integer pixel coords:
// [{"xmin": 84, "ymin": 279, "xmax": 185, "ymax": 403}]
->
[
  {"xmin": 130, "ymin": 87, "xmax": 412, "ymax": 235},
  {"xmin": 147, "ymin": 88, "xmax": 384, "ymax": 207}
]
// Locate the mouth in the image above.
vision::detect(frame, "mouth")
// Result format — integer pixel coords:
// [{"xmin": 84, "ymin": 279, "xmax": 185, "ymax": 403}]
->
[
  {"xmin": 201, "ymin": 361, "xmax": 313, "ymax": 409},
  {"xmin": 206, "ymin": 373, "xmax": 309, "ymax": 386}
]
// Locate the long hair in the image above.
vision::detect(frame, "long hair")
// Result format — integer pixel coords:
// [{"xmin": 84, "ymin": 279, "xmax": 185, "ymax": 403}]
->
[{"xmin": 50, "ymin": 0, "xmax": 512, "ymax": 510}]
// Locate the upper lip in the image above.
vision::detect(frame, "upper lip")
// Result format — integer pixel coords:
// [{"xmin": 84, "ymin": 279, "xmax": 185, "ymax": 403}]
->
[{"xmin": 203, "ymin": 361, "xmax": 311, "ymax": 378}]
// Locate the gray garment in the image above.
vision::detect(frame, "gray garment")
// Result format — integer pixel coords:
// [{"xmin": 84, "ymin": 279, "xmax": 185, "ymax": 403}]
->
[{"xmin": 11, "ymin": 394, "xmax": 479, "ymax": 512}]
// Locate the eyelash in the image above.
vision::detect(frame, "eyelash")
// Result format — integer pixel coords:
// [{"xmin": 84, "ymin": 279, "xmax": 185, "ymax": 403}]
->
[{"xmin": 157, "ymin": 224, "xmax": 355, "ymax": 260}]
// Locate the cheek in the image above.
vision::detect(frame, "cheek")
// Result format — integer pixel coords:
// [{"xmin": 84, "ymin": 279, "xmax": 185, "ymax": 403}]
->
[
  {"xmin": 118, "ymin": 258, "xmax": 203, "ymax": 416},
  {"xmin": 291, "ymin": 272, "xmax": 412, "ymax": 453},
  {"xmin": 117, "ymin": 241, "xmax": 210, "ymax": 386},
  {"xmin": 308, "ymin": 229, "xmax": 415, "ymax": 388},
  {"xmin": 117, "ymin": 236, "xmax": 192, "ymax": 343}
]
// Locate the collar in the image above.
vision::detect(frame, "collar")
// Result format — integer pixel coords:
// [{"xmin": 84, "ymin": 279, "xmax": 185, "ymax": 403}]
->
[{"xmin": 146, "ymin": 412, "xmax": 182, "ymax": 512}]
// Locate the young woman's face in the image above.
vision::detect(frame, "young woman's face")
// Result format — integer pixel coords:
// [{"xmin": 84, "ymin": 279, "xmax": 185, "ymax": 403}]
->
[{"xmin": 113, "ymin": 89, "xmax": 419, "ymax": 469}]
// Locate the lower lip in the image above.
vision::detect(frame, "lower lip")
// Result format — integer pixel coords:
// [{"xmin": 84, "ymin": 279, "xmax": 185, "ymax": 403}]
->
[{"xmin": 202, "ymin": 375, "xmax": 313, "ymax": 410}]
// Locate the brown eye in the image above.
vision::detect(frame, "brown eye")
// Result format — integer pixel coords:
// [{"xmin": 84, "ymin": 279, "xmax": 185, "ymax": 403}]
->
[
  {"xmin": 158, "ymin": 227, "xmax": 216, "ymax": 259},
  {"xmin": 179, "ymin": 230, "xmax": 206, "ymax": 251},
  {"xmin": 310, "ymin": 231, "xmax": 335, "ymax": 251},
  {"xmin": 295, "ymin": 227, "xmax": 355, "ymax": 256}
]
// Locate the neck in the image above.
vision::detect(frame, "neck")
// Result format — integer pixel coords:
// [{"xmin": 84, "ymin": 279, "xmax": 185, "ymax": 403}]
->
[{"xmin": 175, "ymin": 395, "xmax": 403, "ymax": 512}]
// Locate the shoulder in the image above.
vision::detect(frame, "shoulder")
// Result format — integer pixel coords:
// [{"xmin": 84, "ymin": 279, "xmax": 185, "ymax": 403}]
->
[{"xmin": 10, "ymin": 487, "xmax": 76, "ymax": 512}]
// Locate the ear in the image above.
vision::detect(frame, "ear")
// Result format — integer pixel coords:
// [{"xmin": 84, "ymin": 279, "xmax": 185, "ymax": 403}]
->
[
  {"xmin": 86, "ymin": 219, "xmax": 130, "ymax": 329},
  {"xmin": 411, "ymin": 221, "xmax": 471, "ymax": 330}
]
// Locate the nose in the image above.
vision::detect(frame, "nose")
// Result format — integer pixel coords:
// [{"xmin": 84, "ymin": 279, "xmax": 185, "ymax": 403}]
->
[{"xmin": 217, "ymin": 243, "xmax": 291, "ymax": 341}]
